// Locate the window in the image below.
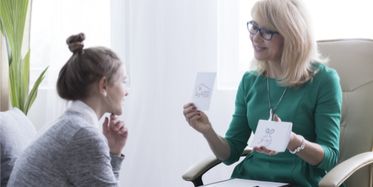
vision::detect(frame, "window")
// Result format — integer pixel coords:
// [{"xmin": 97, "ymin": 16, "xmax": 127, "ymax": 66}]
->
[
  {"xmin": 30, "ymin": 0, "xmax": 111, "ymax": 88},
  {"xmin": 28, "ymin": 0, "xmax": 112, "ymax": 126},
  {"xmin": 218, "ymin": 0, "xmax": 373, "ymax": 90}
]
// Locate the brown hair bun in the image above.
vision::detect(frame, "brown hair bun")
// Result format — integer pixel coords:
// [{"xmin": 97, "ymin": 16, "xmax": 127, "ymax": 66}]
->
[{"xmin": 66, "ymin": 33, "xmax": 85, "ymax": 54}]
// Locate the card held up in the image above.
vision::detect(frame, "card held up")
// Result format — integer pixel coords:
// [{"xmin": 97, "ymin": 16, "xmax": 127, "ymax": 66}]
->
[
  {"xmin": 251, "ymin": 120, "xmax": 293, "ymax": 152},
  {"xmin": 192, "ymin": 72, "xmax": 216, "ymax": 111}
]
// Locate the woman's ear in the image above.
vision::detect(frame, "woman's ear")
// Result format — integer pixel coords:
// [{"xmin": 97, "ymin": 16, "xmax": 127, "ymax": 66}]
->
[{"xmin": 99, "ymin": 76, "xmax": 107, "ymax": 97}]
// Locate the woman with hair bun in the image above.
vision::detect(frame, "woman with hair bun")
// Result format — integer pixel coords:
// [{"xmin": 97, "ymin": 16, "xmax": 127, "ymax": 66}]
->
[{"xmin": 8, "ymin": 33, "xmax": 129, "ymax": 187}]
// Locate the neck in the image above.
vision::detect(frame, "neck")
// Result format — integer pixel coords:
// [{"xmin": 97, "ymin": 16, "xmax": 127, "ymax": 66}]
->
[
  {"xmin": 82, "ymin": 96, "xmax": 105, "ymax": 119},
  {"xmin": 266, "ymin": 61, "xmax": 283, "ymax": 79}
]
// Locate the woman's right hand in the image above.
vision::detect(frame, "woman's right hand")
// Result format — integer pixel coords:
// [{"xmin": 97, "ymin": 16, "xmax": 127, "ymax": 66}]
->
[
  {"xmin": 183, "ymin": 103, "xmax": 212, "ymax": 134},
  {"xmin": 103, "ymin": 114, "xmax": 128, "ymax": 155}
]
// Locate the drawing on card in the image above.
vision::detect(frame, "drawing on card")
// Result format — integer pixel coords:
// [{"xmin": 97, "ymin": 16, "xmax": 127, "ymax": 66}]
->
[
  {"xmin": 194, "ymin": 83, "xmax": 211, "ymax": 98},
  {"xmin": 256, "ymin": 128, "xmax": 275, "ymax": 147}
]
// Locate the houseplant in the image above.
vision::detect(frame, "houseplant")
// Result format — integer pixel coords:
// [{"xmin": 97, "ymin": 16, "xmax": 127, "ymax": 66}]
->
[{"xmin": 0, "ymin": 0, "xmax": 48, "ymax": 114}]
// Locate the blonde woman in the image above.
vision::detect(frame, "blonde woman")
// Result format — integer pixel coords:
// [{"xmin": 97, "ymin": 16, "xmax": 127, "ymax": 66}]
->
[
  {"xmin": 8, "ymin": 33, "xmax": 128, "ymax": 187},
  {"xmin": 183, "ymin": 0, "xmax": 342, "ymax": 186}
]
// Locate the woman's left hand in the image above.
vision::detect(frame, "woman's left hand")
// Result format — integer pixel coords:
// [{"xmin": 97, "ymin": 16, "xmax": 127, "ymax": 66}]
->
[
  {"xmin": 253, "ymin": 114, "xmax": 282, "ymax": 156},
  {"xmin": 103, "ymin": 114, "xmax": 128, "ymax": 155},
  {"xmin": 253, "ymin": 146, "xmax": 278, "ymax": 155}
]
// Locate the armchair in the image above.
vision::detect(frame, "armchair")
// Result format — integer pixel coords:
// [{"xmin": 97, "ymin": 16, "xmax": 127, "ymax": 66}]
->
[
  {"xmin": 0, "ymin": 108, "xmax": 37, "ymax": 186},
  {"xmin": 182, "ymin": 39, "xmax": 373, "ymax": 187}
]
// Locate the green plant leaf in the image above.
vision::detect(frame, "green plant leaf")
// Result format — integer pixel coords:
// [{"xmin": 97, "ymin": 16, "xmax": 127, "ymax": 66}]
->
[
  {"xmin": 0, "ymin": 0, "xmax": 29, "ymax": 61},
  {"xmin": 21, "ymin": 49, "xmax": 31, "ymax": 110},
  {"xmin": 1, "ymin": 0, "xmax": 47, "ymax": 114},
  {"xmin": 24, "ymin": 66, "xmax": 48, "ymax": 114},
  {"xmin": 9, "ymin": 63, "xmax": 19, "ymax": 107}
]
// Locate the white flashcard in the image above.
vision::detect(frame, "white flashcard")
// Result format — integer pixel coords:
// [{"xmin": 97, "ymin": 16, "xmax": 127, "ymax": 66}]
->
[
  {"xmin": 192, "ymin": 72, "xmax": 216, "ymax": 111},
  {"xmin": 251, "ymin": 120, "xmax": 293, "ymax": 152}
]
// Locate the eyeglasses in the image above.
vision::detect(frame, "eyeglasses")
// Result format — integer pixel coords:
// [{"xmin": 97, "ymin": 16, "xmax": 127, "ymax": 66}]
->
[{"xmin": 247, "ymin": 21, "xmax": 279, "ymax": 41}]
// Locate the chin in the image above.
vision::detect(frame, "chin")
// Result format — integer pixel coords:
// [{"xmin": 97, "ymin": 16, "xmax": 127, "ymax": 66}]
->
[
  {"xmin": 255, "ymin": 57, "xmax": 267, "ymax": 62},
  {"xmin": 113, "ymin": 108, "xmax": 123, "ymax": 116},
  {"xmin": 254, "ymin": 53, "xmax": 264, "ymax": 60}
]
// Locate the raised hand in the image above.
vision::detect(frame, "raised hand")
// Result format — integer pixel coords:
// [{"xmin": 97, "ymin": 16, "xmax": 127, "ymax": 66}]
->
[
  {"xmin": 103, "ymin": 114, "xmax": 128, "ymax": 155},
  {"xmin": 183, "ymin": 103, "xmax": 212, "ymax": 134}
]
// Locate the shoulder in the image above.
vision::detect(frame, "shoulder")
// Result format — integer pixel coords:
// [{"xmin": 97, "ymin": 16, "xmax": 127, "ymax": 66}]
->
[
  {"xmin": 312, "ymin": 62, "xmax": 340, "ymax": 83},
  {"xmin": 67, "ymin": 122, "xmax": 107, "ymax": 153},
  {"xmin": 310, "ymin": 62, "xmax": 342, "ymax": 99},
  {"xmin": 57, "ymin": 111, "xmax": 98, "ymax": 134},
  {"xmin": 239, "ymin": 71, "xmax": 261, "ymax": 89},
  {"xmin": 241, "ymin": 70, "xmax": 260, "ymax": 82},
  {"xmin": 47, "ymin": 112, "xmax": 103, "ymax": 148},
  {"xmin": 64, "ymin": 126, "xmax": 109, "ymax": 164},
  {"xmin": 72, "ymin": 126, "xmax": 103, "ymax": 142}
]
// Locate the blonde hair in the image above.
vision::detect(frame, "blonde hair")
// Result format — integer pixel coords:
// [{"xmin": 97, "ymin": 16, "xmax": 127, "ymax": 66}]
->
[{"xmin": 251, "ymin": 0, "xmax": 324, "ymax": 86}]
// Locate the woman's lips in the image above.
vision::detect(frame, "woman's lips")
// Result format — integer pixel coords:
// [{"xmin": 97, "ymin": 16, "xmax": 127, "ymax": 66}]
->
[{"xmin": 253, "ymin": 45, "xmax": 266, "ymax": 52}]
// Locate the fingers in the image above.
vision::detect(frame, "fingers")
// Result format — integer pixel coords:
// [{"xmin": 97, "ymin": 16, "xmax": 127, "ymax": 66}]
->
[
  {"xmin": 273, "ymin": 114, "xmax": 282, "ymax": 122},
  {"xmin": 109, "ymin": 113, "xmax": 118, "ymax": 123},
  {"xmin": 183, "ymin": 103, "xmax": 197, "ymax": 115},
  {"xmin": 185, "ymin": 110, "xmax": 201, "ymax": 121},
  {"xmin": 114, "ymin": 122, "xmax": 128, "ymax": 137},
  {"xmin": 119, "ymin": 125, "xmax": 128, "ymax": 136},
  {"xmin": 103, "ymin": 117, "xmax": 110, "ymax": 135},
  {"xmin": 103, "ymin": 114, "xmax": 127, "ymax": 136},
  {"xmin": 183, "ymin": 102, "xmax": 195, "ymax": 109},
  {"xmin": 113, "ymin": 121, "xmax": 124, "ymax": 132},
  {"xmin": 253, "ymin": 146, "xmax": 278, "ymax": 156},
  {"xmin": 183, "ymin": 103, "xmax": 202, "ymax": 122}
]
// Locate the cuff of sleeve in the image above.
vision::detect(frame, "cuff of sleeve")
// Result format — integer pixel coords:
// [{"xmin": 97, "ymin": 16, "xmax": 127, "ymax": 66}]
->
[
  {"xmin": 317, "ymin": 145, "xmax": 336, "ymax": 171},
  {"xmin": 222, "ymin": 140, "xmax": 238, "ymax": 165},
  {"xmin": 110, "ymin": 153, "xmax": 125, "ymax": 171}
]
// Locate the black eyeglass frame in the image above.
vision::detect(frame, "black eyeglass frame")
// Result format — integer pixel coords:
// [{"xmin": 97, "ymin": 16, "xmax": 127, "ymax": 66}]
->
[{"xmin": 247, "ymin": 21, "xmax": 279, "ymax": 41}]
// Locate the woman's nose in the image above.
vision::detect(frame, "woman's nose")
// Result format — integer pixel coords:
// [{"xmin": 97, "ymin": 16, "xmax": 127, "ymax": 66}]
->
[{"xmin": 252, "ymin": 31, "xmax": 263, "ymax": 42}]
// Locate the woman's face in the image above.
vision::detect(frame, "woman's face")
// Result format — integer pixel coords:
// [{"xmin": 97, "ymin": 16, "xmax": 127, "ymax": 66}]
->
[
  {"xmin": 105, "ymin": 65, "xmax": 128, "ymax": 115},
  {"xmin": 249, "ymin": 21, "xmax": 284, "ymax": 63}
]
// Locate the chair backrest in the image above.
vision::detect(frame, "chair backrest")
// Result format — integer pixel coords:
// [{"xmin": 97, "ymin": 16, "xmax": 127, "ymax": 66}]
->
[
  {"xmin": 318, "ymin": 39, "xmax": 373, "ymax": 187},
  {"xmin": 0, "ymin": 108, "xmax": 37, "ymax": 186}
]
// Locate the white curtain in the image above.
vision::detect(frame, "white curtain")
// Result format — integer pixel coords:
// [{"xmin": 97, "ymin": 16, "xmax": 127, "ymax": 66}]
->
[{"xmin": 119, "ymin": 0, "xmax": 240, "ymax": 186}]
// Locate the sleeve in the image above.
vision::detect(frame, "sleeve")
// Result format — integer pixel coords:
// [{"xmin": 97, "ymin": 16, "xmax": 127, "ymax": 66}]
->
[
  {"xmin": 63, "ymin": 127, "xmax": 124, "ymax": 187},
  {"xmin": 314, "ymin": 69, "xmax": 343, "ymax": 171},
  {"xmin": 223, "ymin": 73, "xmax": 252, "ymax": 165}
]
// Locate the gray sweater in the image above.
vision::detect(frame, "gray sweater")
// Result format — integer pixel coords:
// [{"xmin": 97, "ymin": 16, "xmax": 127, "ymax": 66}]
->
[{"xmin": 7, "ymin": 101, "xmax": 124, "ymax": 187}]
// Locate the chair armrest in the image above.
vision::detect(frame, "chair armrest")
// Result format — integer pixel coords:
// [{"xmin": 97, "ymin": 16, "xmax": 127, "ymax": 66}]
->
[
  {"xmin": 319, "ymin": 152, "xmax": 373, "ymax": 187},
  {"xmin": 182, "ymin": 155, "xmax": 222, "ymax": 182},
  {"xmin": 182, "ymin": 147, "xmax": 253, "ymax": 186}
]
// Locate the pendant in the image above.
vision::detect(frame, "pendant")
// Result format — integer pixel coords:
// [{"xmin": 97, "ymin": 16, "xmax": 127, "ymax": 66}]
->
[{"xmin": 268, "ymin": 108, "xmax": 273, "ymax": 121}]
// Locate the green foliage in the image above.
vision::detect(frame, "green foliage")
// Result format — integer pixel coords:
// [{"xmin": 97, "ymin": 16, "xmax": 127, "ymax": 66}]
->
[{"xmin": 0, "ymin": 0, "xmax": 48, "ymax": 114}]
